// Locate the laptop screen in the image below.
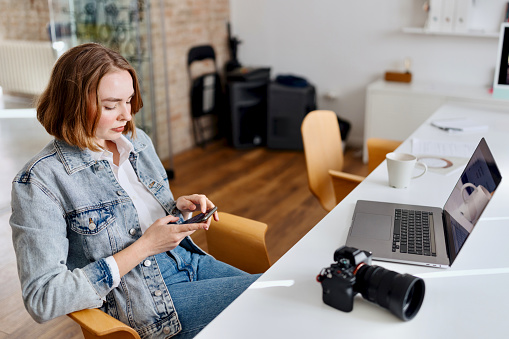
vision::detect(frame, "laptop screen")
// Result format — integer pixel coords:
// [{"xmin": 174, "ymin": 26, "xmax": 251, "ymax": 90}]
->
[{"xmin": 442, "ymin": 138, "xmax": 502, "ymax": 264}]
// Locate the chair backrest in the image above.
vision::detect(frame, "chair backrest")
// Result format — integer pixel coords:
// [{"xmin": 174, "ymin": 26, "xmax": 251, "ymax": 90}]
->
[
  {"xmin": 366, "ymin": 138, "xmax": 402, "ymax": 173},
  {"xmin": 187, "ymin": 45, "xmax": 216, "ymax": 66},
  {"xmin": 301, "ymin": 110, "xmax": 345, "ymax": 211},
  {"xmin": 207, "ymin": 212, "xmax": 271, "ymax": 274},
  {"xmin": 187, "ymin": 44, "xmax": 219, "ymax": 81}
]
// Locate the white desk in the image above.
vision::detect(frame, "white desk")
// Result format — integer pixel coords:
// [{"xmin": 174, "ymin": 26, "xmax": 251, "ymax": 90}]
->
[{"xmin": 196, "ymin": 103, "xmax": 509, "ymax": 338}]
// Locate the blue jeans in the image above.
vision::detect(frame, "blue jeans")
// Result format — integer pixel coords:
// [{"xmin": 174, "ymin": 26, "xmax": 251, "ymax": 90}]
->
[{"xmin": 155, "ymin": 246, "xmax": 261, "ymax": 338}]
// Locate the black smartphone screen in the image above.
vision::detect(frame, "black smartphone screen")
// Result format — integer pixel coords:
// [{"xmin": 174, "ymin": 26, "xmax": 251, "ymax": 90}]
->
[{"xmin": 182, "ymin": 206, "xmax": 217, "ymax": 224}]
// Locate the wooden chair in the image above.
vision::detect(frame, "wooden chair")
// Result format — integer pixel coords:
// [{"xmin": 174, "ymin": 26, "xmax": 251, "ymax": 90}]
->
[
  {"xmin": 301, "ymin": 110, "xmax": 364, "ymax": 212},
  {"xmin": 366, "ymin": 138, "xmax": 403, "ymax": 173},
  {"xmin": 68, "ymin": 212, "xmax": 271, "ymax": 338}
]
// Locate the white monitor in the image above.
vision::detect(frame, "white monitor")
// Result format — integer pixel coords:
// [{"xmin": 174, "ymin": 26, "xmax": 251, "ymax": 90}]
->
[{"xmin": 493, "ymin": 23, "xmax": 509, "ymax": 99}]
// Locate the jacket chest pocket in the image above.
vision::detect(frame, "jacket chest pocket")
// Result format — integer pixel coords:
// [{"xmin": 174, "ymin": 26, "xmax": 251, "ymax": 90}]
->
[{"xmin": 68, "ymin": 207, "xmax": 117, "ymax": 260}]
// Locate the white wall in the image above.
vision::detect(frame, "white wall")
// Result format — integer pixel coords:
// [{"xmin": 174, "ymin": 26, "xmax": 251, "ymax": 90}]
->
[{"xmin": 230, "ymin": 0, "xmax": 508, "ymax": 146}]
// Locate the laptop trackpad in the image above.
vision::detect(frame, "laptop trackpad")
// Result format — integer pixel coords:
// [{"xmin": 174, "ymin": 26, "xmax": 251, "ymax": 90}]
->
[{"xmin": 351, "ymin": 213, "xmax": 391, "ymax": 240}]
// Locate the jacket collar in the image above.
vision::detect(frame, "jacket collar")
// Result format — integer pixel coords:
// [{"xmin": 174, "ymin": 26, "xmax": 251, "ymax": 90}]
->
[{"xmin": 54, "ymin": 132, "xmax": 147, "ymax": 175}]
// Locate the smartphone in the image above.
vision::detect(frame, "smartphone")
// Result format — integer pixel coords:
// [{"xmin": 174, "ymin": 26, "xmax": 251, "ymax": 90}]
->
[{"xmin": 182, "ymin": 206, "xmax": 218, "ymax": 224}]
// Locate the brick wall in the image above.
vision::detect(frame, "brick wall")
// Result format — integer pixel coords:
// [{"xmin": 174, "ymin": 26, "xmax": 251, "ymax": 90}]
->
[
  {"xmin": 0, "ymin": 1, "xmax": 50, "ymax": 41},
  {"xmin": 0, "ymin": 0, "xmax": 231, "ymax": 159},
  {"xmin": 151, "ymin": 0, "xmax": 230, "ymax": 158}
]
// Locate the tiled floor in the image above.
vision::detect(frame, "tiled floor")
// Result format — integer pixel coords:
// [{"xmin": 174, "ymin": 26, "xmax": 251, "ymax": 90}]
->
[{"xmin": 0, "ymin": 93, "xmax": 81, "ymax": 338}]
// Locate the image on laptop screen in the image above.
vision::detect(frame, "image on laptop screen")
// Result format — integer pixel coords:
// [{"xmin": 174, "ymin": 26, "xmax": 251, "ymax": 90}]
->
[{"xmin": 442, "ymin": 139, "xmax": 502, "ymax": 262}]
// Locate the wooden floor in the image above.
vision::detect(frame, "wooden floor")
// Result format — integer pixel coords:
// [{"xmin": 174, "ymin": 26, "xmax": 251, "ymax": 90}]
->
[{"xmin": 0, "ymin": 115, "xmax": 368, "ymax": 338}]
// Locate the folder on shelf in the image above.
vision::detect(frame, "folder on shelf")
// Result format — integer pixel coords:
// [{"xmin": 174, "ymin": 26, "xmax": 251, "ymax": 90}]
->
[
  {"xmin": 453, "ymin": 0, "xmax": 472, "ymax": 33},
  {"xmin": 426, "ymin": 0, "xmax": 471, "ymax": 33},
  {"xmin": 440, "ymin": 0, "xmax": 455, "ymax": 32},
  {"xmin": 426, "ymin": 0, "xmax": 443, "ymax": 32}
]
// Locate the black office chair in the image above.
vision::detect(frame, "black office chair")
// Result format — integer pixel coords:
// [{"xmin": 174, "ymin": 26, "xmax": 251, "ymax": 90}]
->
[{"xmin": 187, "ymin": 45, "xmax": 225, "ymax": 147}]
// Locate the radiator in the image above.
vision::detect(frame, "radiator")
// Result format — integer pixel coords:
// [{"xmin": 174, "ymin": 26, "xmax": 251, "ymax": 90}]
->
[{"xmin": 0, "ymin": 40, "xmax": 56, "ymax": 96}]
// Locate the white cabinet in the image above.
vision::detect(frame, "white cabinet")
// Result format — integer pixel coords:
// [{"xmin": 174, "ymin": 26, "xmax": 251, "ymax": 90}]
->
[{"xmin": 363, "ymin": 80, "xmax": 508, "ymax": 162}]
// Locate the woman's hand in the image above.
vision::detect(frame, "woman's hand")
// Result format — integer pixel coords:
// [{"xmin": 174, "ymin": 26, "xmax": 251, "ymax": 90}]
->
[
  {"xmin": 176, "ymin": 194, "xmax": 219, "ymax": 222},
  {"xmin": 114, "ymin": 195, "xmax": 219, "ymax": 278},
  {"xmin": 140, "ymin": 214, "xmax": 208, "ymax": 256},
  {"xmin": 114, "ymin": 214, "xmax": 209, "ymax": 277}
]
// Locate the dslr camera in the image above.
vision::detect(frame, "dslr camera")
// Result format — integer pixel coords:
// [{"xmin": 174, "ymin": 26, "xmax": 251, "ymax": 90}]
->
[{"xmin": 317, "ymin": 246, "xmax": 425, "ymax": 321}]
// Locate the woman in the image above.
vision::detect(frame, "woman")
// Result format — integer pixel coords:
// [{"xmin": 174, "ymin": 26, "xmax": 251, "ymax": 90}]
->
[{"xmin": 10, "ymin": 43, "xmax": 259, "ymax": 339}]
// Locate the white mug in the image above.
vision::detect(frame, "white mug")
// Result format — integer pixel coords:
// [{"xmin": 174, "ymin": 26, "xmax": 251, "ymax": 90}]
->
[
  {"xmin": 458, "ymin": 183, "xmax": 491, "ymax": 222},
  {"xmin": 386, "ymin": 153, "xmax": 427, "ymax": 189}
]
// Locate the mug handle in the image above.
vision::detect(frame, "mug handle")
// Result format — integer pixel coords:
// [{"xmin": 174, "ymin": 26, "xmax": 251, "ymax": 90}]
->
[
  {"xmin": 412, "ymin": 161, "xmax": 427, "ymax": 179},
  {"xmin": 461, "ymin": 183, "xmax": 477, "ymax": 202}
]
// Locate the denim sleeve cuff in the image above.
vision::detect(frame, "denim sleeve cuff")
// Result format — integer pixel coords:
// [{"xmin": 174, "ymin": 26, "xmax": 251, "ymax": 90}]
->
[
  {"xmin": 81, "ymin": 258, "xmax": 115, "ymax": 298},
  {"xmin": 169, "ymin": 201, "xmax": 186, "ymax": 222},
  {"xmin": 169, "ymin": 201, "xmax": 180, "ymax": 217},
  {"xmin": 104, "ymin": 256, "xmax": 121, "ymax": 288}
]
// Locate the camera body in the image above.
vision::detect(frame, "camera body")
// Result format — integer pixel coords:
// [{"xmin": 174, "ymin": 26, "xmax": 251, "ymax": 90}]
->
[
  {"xmin": 317, "ymin": 246, "xmax": 372, "ymax": 312},
  {"xmin": 317, "ymin": 246, "xmax": 425, "ymax": 321}
]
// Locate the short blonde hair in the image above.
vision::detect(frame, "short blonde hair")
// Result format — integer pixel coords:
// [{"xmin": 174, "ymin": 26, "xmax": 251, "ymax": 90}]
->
[{"xmin": 37, "ymin": 43, "xmax": 143, "ymax": 151}]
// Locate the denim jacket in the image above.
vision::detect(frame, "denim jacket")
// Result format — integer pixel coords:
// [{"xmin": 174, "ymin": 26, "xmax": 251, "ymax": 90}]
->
[{"xmin": 10, "ymin": 128, "xmax": 205, "ymax": 338}]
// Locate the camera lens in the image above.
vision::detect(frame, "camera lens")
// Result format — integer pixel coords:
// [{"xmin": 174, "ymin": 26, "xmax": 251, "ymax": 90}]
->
[{"xmin": 355, "ymin": 265, "xmax": 425, "ymax": 321}]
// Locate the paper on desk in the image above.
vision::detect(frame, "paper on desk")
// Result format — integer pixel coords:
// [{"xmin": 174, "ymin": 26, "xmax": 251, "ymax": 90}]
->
[
  {"xmin": 411, "ymin": 138, "xmax": 477, "ymax": 158},
  {"xmin": 411, "ymin": 139, "xmax": 476, "ymax": 175}
]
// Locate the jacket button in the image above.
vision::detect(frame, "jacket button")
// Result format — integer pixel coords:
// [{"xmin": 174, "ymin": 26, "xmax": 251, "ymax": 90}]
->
[
  {"xmin": 116, "ymin": 191, "xmax": 124, "ymax": 196},
  {"xmin": 129, "ymin": 228, "xmax": 136, "ymax": 236},
  {"xmin": 88, "ymin": 222, "xmax": 96, "ymax": 231},
  {"xmin": 163, "ymin": 327, "xmax": 171, "ymax": 334},
  {"xmin": 154, "ymin": 290, "xmax": 162, "ymax": 296},
  {"xmin": 143, "ymin": 260, "xmax": 151, "ymax": 267}
]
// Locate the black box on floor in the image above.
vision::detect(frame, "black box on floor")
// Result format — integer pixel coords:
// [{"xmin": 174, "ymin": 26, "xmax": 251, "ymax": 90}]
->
[
  {"xmin": 267, "ymin": 82, "xmax": 316, "ymax": 150},
  {"xmin": 228, "ymin": 79, "xmax": 269, "ymax": 148}
]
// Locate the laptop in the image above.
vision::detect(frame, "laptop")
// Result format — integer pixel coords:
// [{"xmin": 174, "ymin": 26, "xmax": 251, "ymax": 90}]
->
[{"xmin": 346, "ymin": 138, "xmax": 502, "ymax": 268}]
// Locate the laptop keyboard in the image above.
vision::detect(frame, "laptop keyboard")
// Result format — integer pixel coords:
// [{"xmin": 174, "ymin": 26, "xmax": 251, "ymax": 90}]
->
[{"xmin": 392, "ymin": 209, "xmax": 436, "ymax": 256}]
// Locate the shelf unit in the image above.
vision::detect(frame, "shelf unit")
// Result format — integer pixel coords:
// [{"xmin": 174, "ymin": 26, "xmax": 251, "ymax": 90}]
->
[{"xmin": 402, "ymin": 27, "xmax": 499, "ymax": 38}]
